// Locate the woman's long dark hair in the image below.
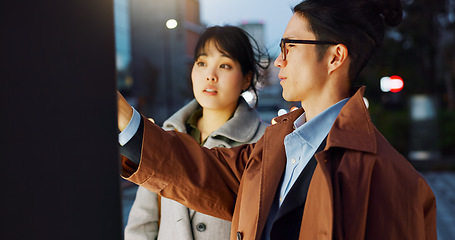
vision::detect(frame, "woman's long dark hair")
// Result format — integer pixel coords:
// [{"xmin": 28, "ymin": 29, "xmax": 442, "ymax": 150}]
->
[{"xmin": 193, "ymin": 26, "xmax": 270, "ymax": 106}]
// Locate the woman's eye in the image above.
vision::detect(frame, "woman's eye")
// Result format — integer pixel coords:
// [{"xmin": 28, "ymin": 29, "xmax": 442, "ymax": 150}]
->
[
  {"xmin": 196, "ymin": 61, "xmax": 206, "ymax": 67},
  {"xmin": 220, "ymin": 64, "xmax": 232, "ymax": 69}
]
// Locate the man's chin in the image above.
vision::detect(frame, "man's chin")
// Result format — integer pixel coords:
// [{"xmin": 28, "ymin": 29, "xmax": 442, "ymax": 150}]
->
[
  {"xmin": 281, "ymin": 93, "xmax": 293, "ymax": 102},
  {"xmin": 282, "ymin": 93, "xmax": 303, "ymax": 104}
]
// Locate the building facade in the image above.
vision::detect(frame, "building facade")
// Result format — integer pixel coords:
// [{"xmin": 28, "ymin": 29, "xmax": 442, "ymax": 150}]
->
[{"xmin": 115, "ymin": 0, "xmax": 203, "ymax": 124}]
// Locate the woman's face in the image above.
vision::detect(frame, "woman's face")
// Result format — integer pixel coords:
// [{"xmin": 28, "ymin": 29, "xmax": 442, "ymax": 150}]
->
[{"xmin": 191, "ymin": 40, "xmax": 250, "ymax": 113}]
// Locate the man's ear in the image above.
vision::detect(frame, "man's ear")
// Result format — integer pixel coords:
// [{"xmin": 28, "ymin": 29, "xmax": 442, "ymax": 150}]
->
[{"xmin": 327, "ymin": 44, "xmax": 349, "ymax": 74}]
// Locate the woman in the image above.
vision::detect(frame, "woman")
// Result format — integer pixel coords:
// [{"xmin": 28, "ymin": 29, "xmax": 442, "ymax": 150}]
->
[{"xmin": 124, "ymin": 26, "xmax": 269, "ymax": 240}]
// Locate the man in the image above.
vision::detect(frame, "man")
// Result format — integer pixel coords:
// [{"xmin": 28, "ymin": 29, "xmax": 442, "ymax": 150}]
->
[{"xmin": 117, "ymin": 0, "xmax": 436, "ymax": 239}]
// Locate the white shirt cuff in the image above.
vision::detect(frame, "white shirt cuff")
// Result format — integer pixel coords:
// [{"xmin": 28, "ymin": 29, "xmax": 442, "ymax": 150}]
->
[{"xmin": 118, "ymin": 107, "xmax": 141, "ymax": 146}]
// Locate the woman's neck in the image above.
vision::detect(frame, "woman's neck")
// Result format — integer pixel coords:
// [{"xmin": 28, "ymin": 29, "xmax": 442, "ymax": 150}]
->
[{"xmin": 197, "ymin": 107, "xmax": 236, "ymax": 141}]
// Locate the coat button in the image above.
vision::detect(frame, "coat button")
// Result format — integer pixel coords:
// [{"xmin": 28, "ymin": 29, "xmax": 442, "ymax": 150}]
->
[
  {"xmin": 196, "ymin": 223, "xmax": 206, "ymax": 232},
  {"xmin": 237, "ymin": 231, "xmax": 243, "ymax": 240}
]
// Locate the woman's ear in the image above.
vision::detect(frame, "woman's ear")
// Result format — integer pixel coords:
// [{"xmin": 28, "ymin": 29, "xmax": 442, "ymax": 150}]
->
[
  {"xmin": 328, "ymin": 44, "xmax": 349, "ymax": 75},
  {"xmin": 242, "ymin": 71, "xmax": 253, "ymax": 91}
]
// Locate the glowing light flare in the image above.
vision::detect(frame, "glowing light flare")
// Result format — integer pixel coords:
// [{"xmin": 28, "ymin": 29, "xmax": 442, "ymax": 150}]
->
[
  {"xmin": 166, "ymin": 19, "xmax": 178, "ymax": 29},
  {"xmin": 363, "ymin": 97, "xmax": 369, "ymax": 109},
  {"xmin": 242, "ymin": 91, "xmax": 255, "ymax": 106},
  {"xmin": 380, "ymin": 75, "xmax": 404, "ymax": 93},
  {"xmin": 277, "ymin": 109, "xmax": 288, "ymax": 116}
]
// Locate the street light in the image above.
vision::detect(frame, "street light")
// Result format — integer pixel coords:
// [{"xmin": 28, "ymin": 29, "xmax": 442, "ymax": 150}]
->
[{"xmin": 164, "ymin": 18, "xmax": 177, "ymax": 116}]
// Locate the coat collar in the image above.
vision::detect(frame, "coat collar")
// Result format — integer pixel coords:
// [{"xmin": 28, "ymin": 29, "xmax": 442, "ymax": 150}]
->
[
  {"xmin": 271, "ymin": 86, "xmax": 377, "ymax": 154},
  {"xmin": 162, "ymin": 99, "xmax": 198, "ymax": 132},
  {"xmin": 163, "ymin": 98, "xmax": 262, "ymax": 143},
  {"xmin": 327, "ymin": 86, "xmax": 377, "ymax": 154}
]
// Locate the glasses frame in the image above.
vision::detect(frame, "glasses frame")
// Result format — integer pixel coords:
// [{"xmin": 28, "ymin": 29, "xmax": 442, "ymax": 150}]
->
[{"xmin": 280, "ymin": 38, "xmax": 338, "ymax": 61}]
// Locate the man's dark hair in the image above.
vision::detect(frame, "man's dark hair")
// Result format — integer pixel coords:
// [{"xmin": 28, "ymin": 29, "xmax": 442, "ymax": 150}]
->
[{"xmin": 294, "ymin": 0, "xmax": 402, "ymax": 83}]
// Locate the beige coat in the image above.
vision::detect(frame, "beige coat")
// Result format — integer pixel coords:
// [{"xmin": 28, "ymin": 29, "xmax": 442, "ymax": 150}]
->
[{"xmin": 122, "ymin": 87, "xmax": 437, "ymax": 240}]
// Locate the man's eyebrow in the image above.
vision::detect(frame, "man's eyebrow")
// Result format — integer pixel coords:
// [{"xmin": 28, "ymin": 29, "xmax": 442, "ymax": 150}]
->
[{"xmin": 283, "ymin": 36, "xmax": 298, "ymax": 40}]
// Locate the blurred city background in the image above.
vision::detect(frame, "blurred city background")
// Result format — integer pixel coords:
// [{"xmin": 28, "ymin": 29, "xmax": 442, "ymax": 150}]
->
[
  {"xmin": 114, "ymin": 0, "xmax": 455, "ymax": 238},
  {"xmin": 115, "ymin": 0, "xmax": 455, "ymax": 162}
]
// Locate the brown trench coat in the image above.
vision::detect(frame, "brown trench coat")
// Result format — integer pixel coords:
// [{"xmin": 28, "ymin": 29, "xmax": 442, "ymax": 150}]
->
[{"xmin": 122, "ymin": 87, "xmax": 437, "ymax": 240}]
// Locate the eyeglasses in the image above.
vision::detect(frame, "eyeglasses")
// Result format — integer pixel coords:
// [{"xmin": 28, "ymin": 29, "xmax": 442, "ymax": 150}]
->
[{"xmin": 279, "ymin": 38, "xmax": 338, "ymax": 61}]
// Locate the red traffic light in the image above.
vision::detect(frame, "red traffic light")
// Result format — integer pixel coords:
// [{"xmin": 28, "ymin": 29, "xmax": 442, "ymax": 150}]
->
[{"xmin": 380, "ymin": 75, "xmax": 404, "ymax": 93}]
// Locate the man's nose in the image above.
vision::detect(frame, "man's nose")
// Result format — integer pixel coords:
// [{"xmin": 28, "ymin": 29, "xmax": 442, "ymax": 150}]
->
[{"xmin": 274, "ymin": 53, "xmax": 286, "ymax": 68}]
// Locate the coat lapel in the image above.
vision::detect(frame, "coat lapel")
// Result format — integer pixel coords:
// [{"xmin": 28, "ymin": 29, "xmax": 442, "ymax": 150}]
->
[
  {"xmin": 274, "ymin": 153, "xmax": 316, "ymax": 221},
  {"xmin": 275, "ymin": 138, "xmax": 326, "ymax": 220},
  {"xmin": 256, "ymin": 109, "xmax": 304, "ymax": 237}
]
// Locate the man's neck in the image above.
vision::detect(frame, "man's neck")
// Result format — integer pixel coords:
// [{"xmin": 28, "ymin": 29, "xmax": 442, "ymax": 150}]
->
[{"xmin": 301, "ymin": 87, "xmax": 350, "ymax": 122}]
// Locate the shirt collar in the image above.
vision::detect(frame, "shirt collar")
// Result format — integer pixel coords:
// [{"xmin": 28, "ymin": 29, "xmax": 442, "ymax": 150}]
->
[{"xmin": 293, "ymin": 98, "xmax": 350, "ymax": 149}]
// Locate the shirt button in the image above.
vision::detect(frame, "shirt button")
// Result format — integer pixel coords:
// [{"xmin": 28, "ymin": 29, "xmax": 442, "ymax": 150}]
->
[
  {"xmin": 279, "ymin": 197, "xmax": 283, "ymax": 202},
  {"xmin": 291, "ymin": 158, "xmax": 296, "ymax": 164},
  {"xmin": 196, "ymin": 223, "xmax": 206, "ymax": 232}
]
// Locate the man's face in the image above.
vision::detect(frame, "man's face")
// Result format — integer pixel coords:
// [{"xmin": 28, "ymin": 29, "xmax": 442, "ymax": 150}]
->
[{"xmin": 274, "ymin": 14, "xmax": 329, "ymax": 104}]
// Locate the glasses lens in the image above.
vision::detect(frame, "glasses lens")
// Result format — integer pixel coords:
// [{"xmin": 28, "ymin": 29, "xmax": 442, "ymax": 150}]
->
[{"xmin": 280, "ymin": 39, "xmax": 286, "ymax": 61}]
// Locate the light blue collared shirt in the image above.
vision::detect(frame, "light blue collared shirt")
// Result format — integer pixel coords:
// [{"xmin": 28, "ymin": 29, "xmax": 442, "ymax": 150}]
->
[
  {"xmin": 118, "ymin": 107, "xmax": 141, "ymax": 146},
  {"xmin": 278, "ymin": 98, "xmax": 349, "ymax": 206}
]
